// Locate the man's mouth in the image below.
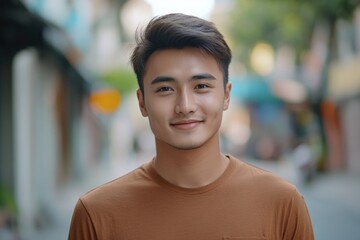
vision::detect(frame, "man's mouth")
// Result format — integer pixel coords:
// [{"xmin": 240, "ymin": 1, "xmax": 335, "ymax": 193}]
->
[{"xmin": 170, "ymin": 119, "xmax": 203, "ymax": 130}]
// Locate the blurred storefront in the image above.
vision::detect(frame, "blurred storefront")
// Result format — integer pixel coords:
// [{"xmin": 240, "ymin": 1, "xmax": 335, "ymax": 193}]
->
[
  {"xmin": 0, "ymin": 0, "xmax": 110, "ymax": 238},
  {"xmin": 299, "ymin": 7, "xmax": 360, "ymax": 174}
]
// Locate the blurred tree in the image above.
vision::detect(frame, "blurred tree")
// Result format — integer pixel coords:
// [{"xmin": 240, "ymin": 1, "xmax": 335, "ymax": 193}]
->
[
  {"xmin": 102, "ymin": 68, "xmax": 137, "ymax": 96},
  {"xmin": 293, "ymin": 0, "xmax": 359, "ymax": 99},
  {"xmin": 228, "ymin": 0, "xmax": 315, "ymax": 66},
  {"xmin": 301, "ymin": 0, "xmax": 359, "ymax": 21},
  {"xmin": 228, "ymin": 0, "xmax": 359, "ymax": 69}
]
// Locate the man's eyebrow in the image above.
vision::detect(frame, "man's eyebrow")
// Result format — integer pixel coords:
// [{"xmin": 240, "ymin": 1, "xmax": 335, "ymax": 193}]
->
[
  {"xmin": 191, "ymin": 73, "xmax": 216, "ymax": 80},
  {"xmin": 151, "ymin": 73, "xmax": 216, "ymax": 85},
  {"xmin": 151, "ymin": 76, "xmax": 175, "ymax": 85}
]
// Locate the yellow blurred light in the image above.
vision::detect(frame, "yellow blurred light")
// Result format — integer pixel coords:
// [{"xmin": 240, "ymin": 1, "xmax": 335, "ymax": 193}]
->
[
  {"xmin": 89, "ymin": 88, "xmax": 121, "ymax": 114},
  {"xmin": 250, "ymin": 43, "xmax": 275, "ymax": 76}
]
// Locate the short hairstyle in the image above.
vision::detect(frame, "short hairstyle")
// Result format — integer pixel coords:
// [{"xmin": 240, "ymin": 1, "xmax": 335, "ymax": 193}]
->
[{"xmin": 130, "ymin": 13, "xmax": 232, "ymax": 94}]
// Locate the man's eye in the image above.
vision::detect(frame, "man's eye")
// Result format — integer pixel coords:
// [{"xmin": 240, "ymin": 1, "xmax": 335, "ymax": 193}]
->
[
  {"xmin": 157, "ymin": 86, "xmax": 173, "ymax": 92},
  {"xmin": 195, "ymin": 84, "xmax": 208, "ymax": 89}
]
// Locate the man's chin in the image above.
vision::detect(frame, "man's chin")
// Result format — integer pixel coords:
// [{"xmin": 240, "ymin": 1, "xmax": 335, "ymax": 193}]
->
[{"xmin": 170, "ymin": 142, "xmax": 204, "ymax": 151}]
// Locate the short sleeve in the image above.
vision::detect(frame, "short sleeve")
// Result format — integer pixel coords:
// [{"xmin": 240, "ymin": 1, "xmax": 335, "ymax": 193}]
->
[
  {"xmin": 282, "ymin": 189, "xmax": 314, "ymax": 240},
  {"xmin": 68, "ymin": 199, "xmax": 97, "ymax": 240}
]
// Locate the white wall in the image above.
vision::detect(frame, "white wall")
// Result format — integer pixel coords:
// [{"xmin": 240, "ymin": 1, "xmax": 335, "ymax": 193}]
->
[
  {"xmin": 341, "ymin": 98, "xmax": 360, "ymax": 175},
  {"xmin": 13, "ymin": 48, "xmax": 59, "ymax": 239}
]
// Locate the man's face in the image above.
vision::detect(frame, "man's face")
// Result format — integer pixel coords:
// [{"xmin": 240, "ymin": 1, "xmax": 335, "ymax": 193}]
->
[{"xmin": 137, "ymin": 47, "xmax": 231, "ymax": 150}]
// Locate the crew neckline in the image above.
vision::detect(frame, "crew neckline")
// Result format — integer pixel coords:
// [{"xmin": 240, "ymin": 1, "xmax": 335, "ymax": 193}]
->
[{"xmin": 143, "ymin": 155, "xmax": 238, "ymax": 195}]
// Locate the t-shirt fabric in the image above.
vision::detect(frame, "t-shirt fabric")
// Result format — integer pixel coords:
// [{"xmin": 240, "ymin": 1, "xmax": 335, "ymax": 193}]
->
[{"xmin": 68, "ymin": 155, "xmax": 314, "ymax": 240}]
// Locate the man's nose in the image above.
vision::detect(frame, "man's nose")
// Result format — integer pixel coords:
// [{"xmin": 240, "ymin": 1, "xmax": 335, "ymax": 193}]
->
[{"xmin": 174, "ymin": 89, "xmax": 197, "ymax": 115}]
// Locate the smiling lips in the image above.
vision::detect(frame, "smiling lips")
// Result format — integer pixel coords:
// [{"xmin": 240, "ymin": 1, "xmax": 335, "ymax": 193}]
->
[{"xmin": 170, "ymin": 120, "xmax": 203, "ymax": 130}]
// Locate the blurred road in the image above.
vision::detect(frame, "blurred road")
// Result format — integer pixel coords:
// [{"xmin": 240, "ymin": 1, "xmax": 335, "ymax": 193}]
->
[{"xmin": 5, "ymin": 154, "xmax": 360, "ymax": 240}]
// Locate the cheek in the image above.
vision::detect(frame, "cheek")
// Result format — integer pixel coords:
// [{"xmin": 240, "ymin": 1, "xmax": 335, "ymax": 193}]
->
[
  {"xmin": 201, "ymin": 96, "xmax": 225, "ymax": 126},
  {"xmin": 145, "ymin": 100, "xmax": 171, "ymax": 123},
  {"xmin": 200, "ymin": 94, "xmax": 225, "ymax": 112}
]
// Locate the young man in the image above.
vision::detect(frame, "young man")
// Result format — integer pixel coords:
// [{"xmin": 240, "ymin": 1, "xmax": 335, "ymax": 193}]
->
[{"xmin": 68, "ymin": 13, "xmax": 314, "ymax": 239}]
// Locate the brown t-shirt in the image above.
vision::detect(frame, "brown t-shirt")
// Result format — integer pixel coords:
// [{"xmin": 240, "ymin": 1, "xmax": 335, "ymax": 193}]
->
[{"xmin": 68, "ymin": 156, "xmax": 314, "ymax": 240}]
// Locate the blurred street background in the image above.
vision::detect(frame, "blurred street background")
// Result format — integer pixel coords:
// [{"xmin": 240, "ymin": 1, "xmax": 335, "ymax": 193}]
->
[{"xmin": 1, "ymin": 0, "xmax": 360, "ymax": 239}]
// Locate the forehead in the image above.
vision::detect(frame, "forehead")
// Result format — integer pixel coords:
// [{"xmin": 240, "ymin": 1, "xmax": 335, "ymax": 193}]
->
[{"xmin": 143, "ymin": 47, "xmax": 223, "ymax": 83}]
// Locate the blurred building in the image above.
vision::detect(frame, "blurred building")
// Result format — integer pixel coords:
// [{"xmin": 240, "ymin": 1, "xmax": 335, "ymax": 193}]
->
[
  {"xmin": 288, "ymin": 7, "xmax": 360, "ymax": 175},
  {"xmin": 218, "ymin": 1, "xmax": 360, "ymax": 176},
  {"xmin": 0, "ymin": 0, "xmax": 111, "ymax": 238},
  {"xmin": 325, "ymin": 7, "xmax": 360, "ymax": 174}
]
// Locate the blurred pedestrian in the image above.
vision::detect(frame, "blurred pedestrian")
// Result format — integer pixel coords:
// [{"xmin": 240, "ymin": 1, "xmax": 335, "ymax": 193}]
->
[{"xmin": 68, "ymin": 13, "xmax": 314, "ymax": 240}]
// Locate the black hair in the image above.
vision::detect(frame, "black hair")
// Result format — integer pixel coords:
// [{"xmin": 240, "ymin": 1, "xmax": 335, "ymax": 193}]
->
[{"xmin": 131, "ymin": 13, "xmax": 232, "ymax": 94}]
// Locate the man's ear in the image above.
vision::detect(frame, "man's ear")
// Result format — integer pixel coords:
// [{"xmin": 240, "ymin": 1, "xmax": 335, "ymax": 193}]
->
[
  {"xmin": 223, "ymin": 82, "xmax": 232, "ymax": 111},
  {"xmin": 136, "ymin": 89, "xmax": 148, "ymax": 117}
]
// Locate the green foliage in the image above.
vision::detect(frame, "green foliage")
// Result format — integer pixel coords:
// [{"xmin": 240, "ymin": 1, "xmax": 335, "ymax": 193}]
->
[
  {"xmin": 228, "ymin": 0, "xmax": 315, "ymax": 64},
  {"xmin": 0, "ymin": 186, "xmax": 17, "ymax": 214},
  {"xmin": 294, "ymin": 0, "xmax": 359, "ymax": 21},
  {"xmin": 102, "ymin": 68, "xmax": 138, "ymax": 95},
  {"xmin": 227, "ymin": 0, "xmax": 359, "ymax": 65}
]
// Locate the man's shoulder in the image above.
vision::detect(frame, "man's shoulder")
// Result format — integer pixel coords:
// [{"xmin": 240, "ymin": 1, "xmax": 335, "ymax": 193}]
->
[
  {"xmin": 230, "ymin": 156, "xmax": 297, "ymax": 196},
  {"xmin": 79, "ymin": 163, "xmax": 152, "ymax": 207}
]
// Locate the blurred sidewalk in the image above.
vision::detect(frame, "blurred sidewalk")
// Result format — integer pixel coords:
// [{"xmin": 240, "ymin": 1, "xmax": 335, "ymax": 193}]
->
[
  {"xmin": 301, "ymin": 172, "xmax": 360, "ymax": 240},
  {"xmin": 248, "ymin": 158, "xmax": 360, "ymax": 240}
]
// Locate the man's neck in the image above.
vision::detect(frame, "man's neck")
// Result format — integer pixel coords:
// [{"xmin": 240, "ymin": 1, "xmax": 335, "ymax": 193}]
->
[{"xmin": 152, "ymin": 136, "xmax": 229, "ymax": 188}]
